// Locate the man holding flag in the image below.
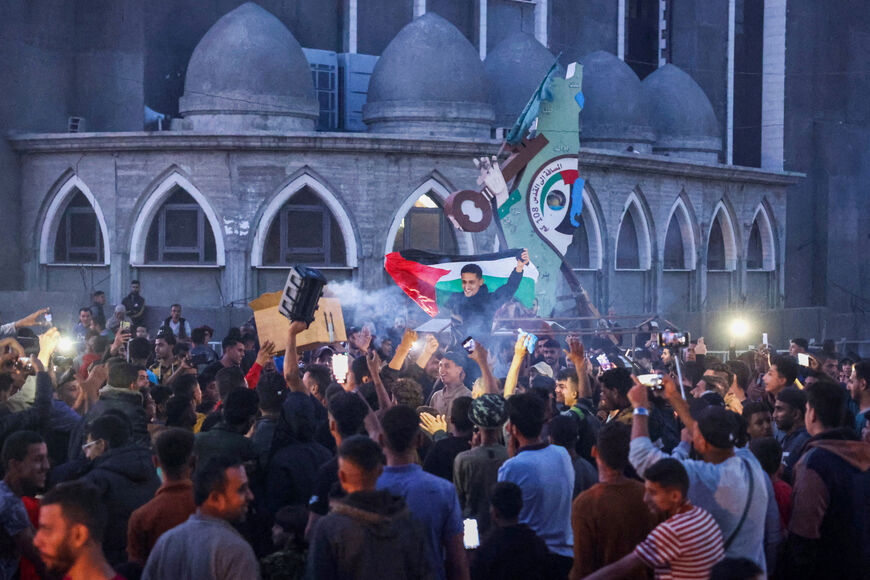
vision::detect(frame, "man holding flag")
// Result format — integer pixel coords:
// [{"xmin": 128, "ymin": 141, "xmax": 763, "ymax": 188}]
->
[{"xmin": 447, "ymin": 249, "xmax": 530, "ymax": 339}]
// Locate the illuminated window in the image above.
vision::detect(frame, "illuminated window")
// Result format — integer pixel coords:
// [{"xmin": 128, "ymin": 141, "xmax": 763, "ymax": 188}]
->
[{"xmin": 392, "ymin": 193, "xmax": 458, "ymax": 254}]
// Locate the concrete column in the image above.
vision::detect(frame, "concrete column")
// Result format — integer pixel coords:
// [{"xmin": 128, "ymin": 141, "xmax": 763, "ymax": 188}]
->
[
  {"xmin": 222, "ymin": 250, "xmax": 249, "ymax": 311},
  {"xmin": 726, "ymin": 0, "xmax": 735, "ymax": 164},
  {"xmin": 617, "ymin": 0, "xmax": 626, "ymax": 60},
  {"xmin": 110, "ymin": 253, "xmax": 128, "ymax": 307},
  {"xmin": 535, "ymin": 0, "xmax": 548, "ymax": 47},
  {"xmin": 761, "ymin": 0, "xmax": 786, "ymax": 170},
  {"xmin": 478, "ymin": 0, "xmax": 487, "ymax": 60},
  {"xmin": 413, "ymin": 0, "xmax": 426, "ymax": 19},
  {"xmin": 347, "ymin": 0, "xmax": 358, "ymax": 53}
]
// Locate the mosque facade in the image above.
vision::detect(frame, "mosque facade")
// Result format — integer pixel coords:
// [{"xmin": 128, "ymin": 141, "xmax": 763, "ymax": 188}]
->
[{"xmin": 1, "ymin": 1, "xmax": 866, "ymax": 350}]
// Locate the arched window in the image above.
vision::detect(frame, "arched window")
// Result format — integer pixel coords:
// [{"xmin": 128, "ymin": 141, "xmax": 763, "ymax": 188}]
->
[
  {"xmin": 262, "ymin": 187, "xmax": 347, "ymax": 266},
  {"xmin": 746, "ymin": 220, "xmax": 763, "ymax": 270},
  {"xmin": 566, "ymin": 219, "xmax": 591, "ymax": 269},
  {"xmin": 746, "ymin": 205, "xmax": 776, "ymax": 271},
  {"xmin": 663, "ymin": 217, "xmax": 685, "ymax": 270},
  {"xmin": 706, "ymin": 204, "xmax": 737, "ymax": 271},
  {"xmin": 662, "ymin": 197, "xmax": 696, "ymax": 271},
  {"xmin": 145, "ymin": 188, "xmax": 217, "ymax": 264},
  {"xmin": 565, "ymin": 188, "xmax": 604, "ymax": 270},
  {"xmin": 391, "ymin": 193, "xmax": 458, "ymax": 254},
  {"xmin": 54, "ymin": 191, "xmax": 104, "ymax": 263},
  {"xmin": 616, "ymin": 211, "xmax": 641, "ymax": 270},
  {"xmin": 707, "ymin": 218, "xmax": 726, "ymax": 270}
]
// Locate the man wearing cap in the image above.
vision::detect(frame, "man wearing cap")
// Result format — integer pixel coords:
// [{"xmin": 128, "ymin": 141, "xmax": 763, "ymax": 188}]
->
[
  {"xmin": 529, "ymin": 361, "xmax": 553, "ymax": 381},
  {"xmin": 454, "ymin": 394, "xmax": 509, "ymax": 536},
  {"xmin": 627, "ymin": 376, "xmax": 773, "ymax": 573},
  {"xmin": 429, "ymin": 352, "xmax": 472, "ymax": 417},
  {"xmin": 773, "ymin": 386, "xmax": 811, "ymax": 484}
]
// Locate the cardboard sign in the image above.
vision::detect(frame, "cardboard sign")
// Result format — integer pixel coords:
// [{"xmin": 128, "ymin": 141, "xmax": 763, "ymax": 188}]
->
[{"xmin": 249, "ymin": 292, "xmax": 346, "ymax": 353}]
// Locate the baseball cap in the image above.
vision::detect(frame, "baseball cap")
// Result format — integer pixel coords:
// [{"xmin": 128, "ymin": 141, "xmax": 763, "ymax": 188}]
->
[
  {"xmin": 468, "ymin": 394, "xmax": 507, "ymax": 428},
  {"xmin": 530, "ymin": 361, "xmax": 554, "ymax": 378},
  {"xmin": 694, "ymin": 405, "xmax": 738, "ymax": 449}
]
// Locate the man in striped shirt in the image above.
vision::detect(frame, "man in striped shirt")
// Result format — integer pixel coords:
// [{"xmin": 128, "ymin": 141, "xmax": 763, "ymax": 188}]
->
[{"xmin": 583, "ymin": 458, "xmax": 724, "ymax": 579}]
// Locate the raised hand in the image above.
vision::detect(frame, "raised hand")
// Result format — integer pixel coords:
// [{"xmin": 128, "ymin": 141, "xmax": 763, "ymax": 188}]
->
[
  {"xmin": 627, "ymin": 375, "xmax": 650, "ymax": 409},
  {"xmin": 366, "ymin": 350, "xmax": 383, "ymax": 377},
  {"xmin": 256, "ymin": 340, "xmax": 275, "ymax": 366},
  {"xmin": 419, "ymin": 412, "xmax": 448, "ymax": 436},
  {"xmin": 468, "ymin": 340, "xmax": 489, "ymax": 367},
  {"xmin": 15, "ymin": 308, "xmax": 50, "ymax": 329},
  {"xmin": 474, "ymin": 155, "xmax": 508, "ymax": 205},
  {"xmin": 398, "ymin": 329, "xmax": 418, "ymax": 353}
]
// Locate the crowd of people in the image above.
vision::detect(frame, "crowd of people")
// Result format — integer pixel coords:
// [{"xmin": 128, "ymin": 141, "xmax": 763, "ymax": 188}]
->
[{"xmin": 0, "ymin": 272, "xmax": 868, "ymax": 580}]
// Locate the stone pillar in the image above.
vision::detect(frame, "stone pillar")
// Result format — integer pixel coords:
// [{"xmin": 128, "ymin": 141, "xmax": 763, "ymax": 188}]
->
[{"xmin": 761, "ymin": 0, "xmax": 786, "ymax": 170}]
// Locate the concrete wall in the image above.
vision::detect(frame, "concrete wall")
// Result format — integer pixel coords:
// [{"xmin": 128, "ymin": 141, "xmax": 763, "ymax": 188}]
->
[
  {"xmin": 10, "ymin": 134, "xmax": 794, "ymax": 344},
  {"xmin": 551, "ymin": 0, "xmax": 618, "ymax": 62},
  {"xmin": 0, "ymin": 0, "xmax": 77, "ymax": 289},
  {"xmin": 669, "ymin": 0, "xmax": 729, "ymax": 159},
  {"xmin": 782, "ymin": 0, "xmax": 870, "ymax": 323}
]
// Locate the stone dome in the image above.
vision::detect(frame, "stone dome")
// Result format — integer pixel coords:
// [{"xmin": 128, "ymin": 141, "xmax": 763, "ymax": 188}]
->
[
  {"xmin": 363, "ymin": 13, "xmax": 494, "ymax": 139},
  {"xmin": 484, "ymin": 32, "xmax": 557, "ymax": 128},
  {"xmin": 179, "ymin": 2, "xmax": 318, "ymax": 132},
  {"xmin": 642, "ymin": 64, "xmax": 722, "ymax": 162},
  {"xmin": 578, "ymin": 51, "xmax": 655, "ymax": 153}
]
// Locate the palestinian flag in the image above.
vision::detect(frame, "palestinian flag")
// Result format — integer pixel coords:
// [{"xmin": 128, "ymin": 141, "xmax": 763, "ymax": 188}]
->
[{"xmin": 384, "ymin": 249, "xmax": 539, "ymax": 317}]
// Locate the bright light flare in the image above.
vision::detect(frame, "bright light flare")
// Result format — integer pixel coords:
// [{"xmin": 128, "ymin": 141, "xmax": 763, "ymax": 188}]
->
[
  {"xmin": 57, "ymin": 337, "xmax": 75, "ymax": 353},
  {"xmin": 730, "ymin": 319, "xmax": 749, "ymax": 338}
]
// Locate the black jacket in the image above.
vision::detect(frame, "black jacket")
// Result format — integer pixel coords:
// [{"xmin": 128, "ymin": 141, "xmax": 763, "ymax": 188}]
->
[
  {"xmin": 81, "ymin": 444, "xmax": 160, "ymax": 565},
  {"xmin": 67, "ymin": 386, "xmax": 150, "ymax": 461},
  {"xmin": 306, "ymin": 490, "xmax": 434, "ymax": 580},
  {"xmin": 471, "ymin": 523, "xmax": 551, "ymax": 580},
  {"xmin": 445, "ymin": 269, "xmax": 523, "ymax": 338}
]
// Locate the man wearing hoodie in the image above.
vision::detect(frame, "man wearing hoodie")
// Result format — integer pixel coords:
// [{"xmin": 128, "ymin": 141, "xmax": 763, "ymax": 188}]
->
[
  {"xmin": 67, "ymin": 361, "xmax": 149, "ymax": 460},
  {"xmin": 307, "ymin": 436, "xmax": 433, "ymax": 580},
  {"xmin": 782, "ymin": 380, "xmax": 870, "ymax": 579},
  {"xmin": 79, "ymin": 413, "xmax": 160, "ymax": 566}
]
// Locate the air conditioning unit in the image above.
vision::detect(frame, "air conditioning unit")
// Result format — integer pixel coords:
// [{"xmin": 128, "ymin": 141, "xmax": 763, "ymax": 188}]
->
[
  {"xmin": 338, "ymin": 53, "xmax": 378, "ymax": 132},
  {"xmin": 68, "ymin": 117, "xmax": 86, "ymax": 133}
]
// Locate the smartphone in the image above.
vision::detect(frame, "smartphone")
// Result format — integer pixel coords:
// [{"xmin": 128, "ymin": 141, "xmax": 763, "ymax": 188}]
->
[
  {"xmin": 596, "ymin": 353, "xmax": 615, "ymax": 371},
  {"xmin": 463, "ymin": 518, "xmax": 480, "ymax": 549},
  {"xmin": 462, "ymin": 336, "xmax": 476, "ymax": 354},
  {"xmin": 798, "ymin": 353, "xmax": 810, "ymax": 367},
  {"xmin": 120, "ymin": 320, "xmax": 131, "ymax": 331},
  {"xmin": 762, "ymin": 333, "xmax": 769, "ymax": 347},
  {"xmin": 333, "ymin": 353, "xmax": 349, "ymax": 383},
  {"xmin": 658, "ymin": 331, "xmax": 690, "ymax": 348},
  {"xmin": 638, "ymin": 373, "xmax": 664, "ymax": 389},
  {"xmin": 44, "ymin": 312, "xmax": 52, "ymax": 325}
]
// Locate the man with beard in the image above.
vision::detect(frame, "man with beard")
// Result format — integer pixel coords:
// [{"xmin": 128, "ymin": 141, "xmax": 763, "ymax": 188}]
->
[
  {"xmin": 773, "ymin": 387, "xmax": 811, "ymax": 484},
  {"xmin": 143, "ymin": 456, "xmax": 259, "ymax": 579},
  {"xmin": 34, "ymin": 481, "xmax": 119, "ymax": 580},
  {"xmin": 0, "ymin": 431, "xmax": 50, "ymax": 579}
]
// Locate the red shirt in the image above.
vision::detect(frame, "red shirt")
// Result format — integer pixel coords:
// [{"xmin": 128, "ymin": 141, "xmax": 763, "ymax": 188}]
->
[
  {"xmin": 126, "ymin": 480, "xmax": 196, "ymax": 564},
  {"xmin": 772, "ymin": 478, "xmax": 793, "ymax": 530}
]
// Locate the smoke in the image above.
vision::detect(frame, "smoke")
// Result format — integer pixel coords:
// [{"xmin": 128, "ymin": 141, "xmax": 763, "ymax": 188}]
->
[{"xmin": 325, "ymin": 281, "xmax": 427, "ymax": 336}]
